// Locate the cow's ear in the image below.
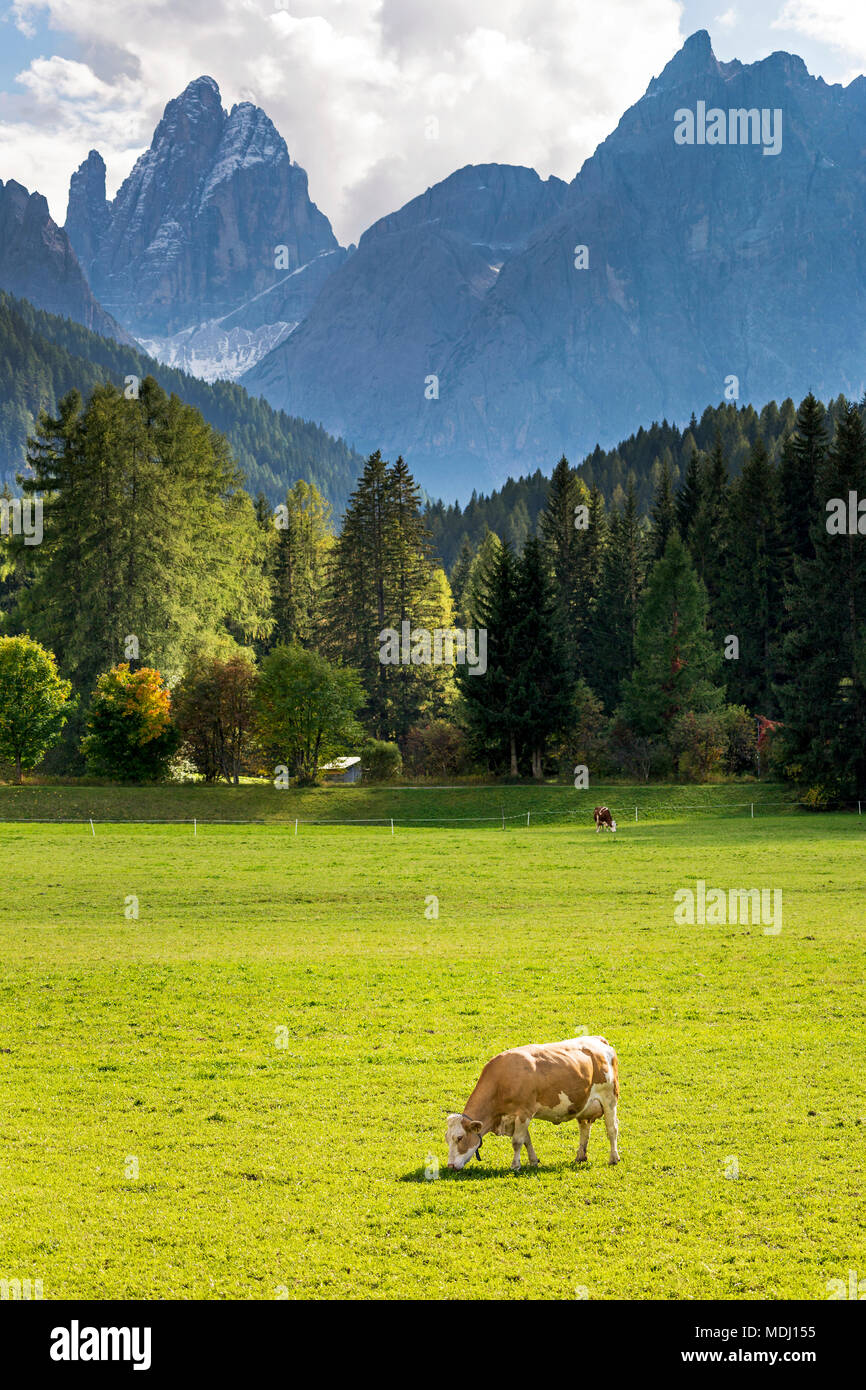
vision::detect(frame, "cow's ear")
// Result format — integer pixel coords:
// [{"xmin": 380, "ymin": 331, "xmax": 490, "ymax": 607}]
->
[{"xmin": 465, "ymin": 1118, "xmax": 483, "ymax": 1134}]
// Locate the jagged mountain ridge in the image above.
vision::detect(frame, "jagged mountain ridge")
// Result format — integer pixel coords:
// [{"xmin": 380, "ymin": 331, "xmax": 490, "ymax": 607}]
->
[
  {"xmin": 64, "ymin": 76, "xmax": 343, "ymax": 368},
  {"xmin": 0, "ymin": 178, "xmax": 130, "ymax": 343}
]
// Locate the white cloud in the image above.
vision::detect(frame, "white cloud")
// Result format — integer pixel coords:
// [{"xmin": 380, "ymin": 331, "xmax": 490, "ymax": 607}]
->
[
  {"xmin": 773, "ymin": 1, "xmax": 866, "ymax": 80},
  {"xmin": 1, "ymin": 0, "xmax": 683, "ymax": 241}
]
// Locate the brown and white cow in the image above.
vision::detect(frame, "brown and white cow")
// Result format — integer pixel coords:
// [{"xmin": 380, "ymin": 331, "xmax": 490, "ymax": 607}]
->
[
  {"xmin": 594, "ymin": 806, "xmax": 617, "ymax": 833},
  {"xmin": 445, "ymin": 1034, "xmax": 620, "ymax": 1172}
]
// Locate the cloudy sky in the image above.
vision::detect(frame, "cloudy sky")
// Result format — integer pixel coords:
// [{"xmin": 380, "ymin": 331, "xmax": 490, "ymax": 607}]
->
[{"xmin": 1, "ymin": 0, "xmax": 865, "ymax": 244}]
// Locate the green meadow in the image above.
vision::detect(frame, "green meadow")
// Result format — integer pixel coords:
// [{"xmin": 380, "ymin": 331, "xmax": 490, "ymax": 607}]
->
[{"xmin": 0, "ymin": 785, "xmax": 863, "ymax": 1300}]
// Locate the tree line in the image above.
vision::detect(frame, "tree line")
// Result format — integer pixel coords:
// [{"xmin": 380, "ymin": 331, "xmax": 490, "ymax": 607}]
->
[{"xmin": 1, "ymin": 379, "xmax": 863, "ymax": 800}]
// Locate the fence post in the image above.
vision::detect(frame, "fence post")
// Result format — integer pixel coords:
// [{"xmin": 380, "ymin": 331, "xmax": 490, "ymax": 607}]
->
[
  {"xmin": 526, "ymin": 811, "xmax": 530, "ymax": 826},
  {"xmin": 635, "ymin": 806, "xmax": 638, "ymax": 822},
  {"xmin": 89, "ymin": 818, "xmax": 95, "ymax": 837},
  {"xmin": 750, "ymin": 803, "xmax": 754, "ymax": 819},
  {"xmin": 194, "ymin": 818, "xmax": 197, "ymax": 837},
  {"xmin": 294, "ymin": 818, "xmax": 298, "ymax": 836},
  {"xmin": 390, "ymin": 818, "xmax": 394, "ymax": 836}
]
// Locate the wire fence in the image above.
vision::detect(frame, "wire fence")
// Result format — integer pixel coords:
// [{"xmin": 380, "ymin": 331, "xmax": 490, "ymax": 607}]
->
[{"xmin": 0, "ymin": 798, "xmax": 861, "ymax": 831}]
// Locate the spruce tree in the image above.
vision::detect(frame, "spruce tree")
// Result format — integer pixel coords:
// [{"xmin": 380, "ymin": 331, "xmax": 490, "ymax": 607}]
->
[
  {"xmin": 458, "ymin": 541, "xmax": 523, "ymax": 774},
  {"xmin": 778, "ymin": 401, "xmax": 866, "ymax": 796},
  {"xmin": 777, "ymin": 392, "xmax": 826, "ymax": 583},
  {"xmin": 588, "ymin": 480, "xmax": 647, "ymax": 711},
  {"xmin": 649, "ymin": 456, "xmax": 678, "ymax": 561},
  {"xmin": 539, "ymin": 455, "xmax": 585, "ymax": 678},
  {"xmin": 620, "ymin": 531, "xmax": 723, "ymax": 740},
  {"xmin": 509, "ymin": 536, "xmax": 574, "ymax": 778},
  {"xmin": 719, "ymin": 437, "xmax": 784, "ymax": 713}
]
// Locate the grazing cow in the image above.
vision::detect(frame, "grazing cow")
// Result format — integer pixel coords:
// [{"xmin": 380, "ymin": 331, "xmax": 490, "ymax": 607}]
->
[
  {"xmin": 594, "ymin": 805, "xmax": 617, "ymax": 833},
  {"xmin": 445, "ymin": 1034, "xmax": 620, "ymax": 1172}
]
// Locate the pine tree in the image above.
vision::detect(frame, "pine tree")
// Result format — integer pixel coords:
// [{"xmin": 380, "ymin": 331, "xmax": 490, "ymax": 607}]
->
[
  {"xmin": 588, "ymin": 479, "xmax": 647, "ymax": 710},
  {"xmin": 539, "ymin": 455, "xmax": 585, "ymax": 678},
  {"xmin": 620, "ymin": 531, "xmax": 723, "ymax": 740},
  {"xmin": 649, "ymin": 456, "xmax": 678, "ymax": 560},
  {"xmin": 719, "ymin": 437, "xmax": 784, "ymax": 713},
  {"xmin": 18, "ymin": 379, "xmax": 270, "ymax": 692},
  {"xmin": 676, "ymin": 447, "xmax": 703, "ymax": 541},
  {"xmin": 458, "ymin": 540, "xmax": 523, "ymax": 774},
  {"xmin": 778, "ymin": 401, "xmax": 866, "ymax": 796},
  {"xmin": 689, "ymin": 431, "xmax": 729, "ymax": 630},
  {"xmin": 327, "ymin": 451, "xmax": 440, "ymax": 741},
  {"xmin": 777, "ymin": 392, "xmax": 826, "ymax": 584},
  {"xmin": 449, "ymin": 537, "xmax": 474, "ymax": 628},
  {"xmin": 510, "ymin": 537, "xmax": 574, "ymax": 777},
  {"xmin": 269, "ymin": 480, "xmax": 333, "ymax": 650}
]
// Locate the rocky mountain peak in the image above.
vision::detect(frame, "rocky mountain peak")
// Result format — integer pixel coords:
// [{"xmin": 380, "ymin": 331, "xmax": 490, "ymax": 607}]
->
[{"xmin": 64, "ymin": 76, "xmax": 339, "ymax": 339}]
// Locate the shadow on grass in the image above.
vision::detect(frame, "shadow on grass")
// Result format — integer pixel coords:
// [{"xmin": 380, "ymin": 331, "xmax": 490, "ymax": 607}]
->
[{"xmin": 400, "ymin": 1158, "xmax": 604, "ymax": 1183}]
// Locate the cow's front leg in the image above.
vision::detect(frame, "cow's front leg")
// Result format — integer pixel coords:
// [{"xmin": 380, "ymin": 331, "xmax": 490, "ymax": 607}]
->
[
  {"xmin": 510, "ymin": 1118, "xmax": 534, "ymax": 1171},
  {"xmin": 523, "ymin": 1127, "xmax": 539, "ymax": 1167}
]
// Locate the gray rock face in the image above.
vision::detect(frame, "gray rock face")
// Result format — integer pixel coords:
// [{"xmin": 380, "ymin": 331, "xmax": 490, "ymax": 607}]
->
[
  {"xmin": 246, "ymin": 31, "xmax": 866, "ymax": 498},
  {"xmin": 0, "ymin": 177, "xmax": 128, "ymax": 341},
  {"xmin": 65, "ymin": 76, "xmax": 341, "ymax": 341},
  {"xmin": 243, "ymin": 164, "xmax": 568, "ymax": 466}
]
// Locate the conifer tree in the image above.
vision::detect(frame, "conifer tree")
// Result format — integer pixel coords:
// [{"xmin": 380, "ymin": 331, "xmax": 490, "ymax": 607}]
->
[
  {"xmin": 509, "ymin": 536, "xmax": 574, "ymax": 777},
  {"xmin": 649, "ymin": 456, "xmax": 678, "ymax": 560},
  {"xmin": 539, "ymin": 455, "xmax": 585, "ymax": 678},
  {"xmin": 620, "ymin": 531, "xmax": 723, "ymax": 739},
  {"xmin": 458, "ymin": 541, "xmax": 523, "ymax": 774},
  {"xmin": 719, "ymin": 437, "xmax": 784, "ymax": 713},
  {"xmin": 778, "ymin": 401, "xmax": 866, "ymax": 796},
  {"xmin": 777, "ymin": 392, "xmax": 826, "ymax": 582},
  {"xmin": 588, "ymin": 480, "xmax": 646, "ymax": 710}
]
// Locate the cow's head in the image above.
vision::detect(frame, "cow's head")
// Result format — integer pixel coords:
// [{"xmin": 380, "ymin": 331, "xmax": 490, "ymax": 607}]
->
[{"xmin": 445, "ymin": 1113, "xmax": 483, "ymax": 1170}]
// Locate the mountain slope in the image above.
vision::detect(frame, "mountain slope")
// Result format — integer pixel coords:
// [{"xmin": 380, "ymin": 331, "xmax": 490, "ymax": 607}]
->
[
  {"xmin": 0, "ymin": 290, "xmax": 363, "ymax": 508},
  {"xmin": 0, "ymin": 178, "xmax": 130, "ymax": 343},
  {"xmin": 247, "ymin": 31, "xmax": 866, "ymax": 498},
  {"xmin": 243, "ymin": 163, "xmax": 567, "ymax": 465}
]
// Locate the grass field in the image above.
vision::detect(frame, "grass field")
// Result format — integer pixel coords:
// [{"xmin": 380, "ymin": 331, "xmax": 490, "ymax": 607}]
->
[{"xmin": 0, "ymin": 784, "xmax": 863, "ymax": 1300}]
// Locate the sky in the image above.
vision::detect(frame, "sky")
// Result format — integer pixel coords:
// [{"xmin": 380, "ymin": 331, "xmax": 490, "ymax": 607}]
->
[{"xmin": 1, "ymin": 0, "xmax": 866, "ymax": 245}]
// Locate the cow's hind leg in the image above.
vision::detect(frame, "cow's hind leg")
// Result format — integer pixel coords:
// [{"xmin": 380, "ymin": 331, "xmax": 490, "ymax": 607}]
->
[{"xmin": 599, "ymin": 1086, "xmax": 620, "ymax": 1165}]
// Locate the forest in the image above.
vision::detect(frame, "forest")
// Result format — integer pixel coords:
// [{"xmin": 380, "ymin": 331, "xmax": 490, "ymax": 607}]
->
[{"xmin": 0, "ymin": 378, "xmax": 863, "ymax": 803}]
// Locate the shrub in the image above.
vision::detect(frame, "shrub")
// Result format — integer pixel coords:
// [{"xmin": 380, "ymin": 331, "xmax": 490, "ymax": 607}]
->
[
  {"xmin": 363, "ymin": 740, "xmax": 402, "ymax": 781},
  {"xmin": 670, "ymin": 710, "xmax": 726, "ymax": 781},
  {"xmin": 721, "ymin": 706, "xmax": 758, "ymax": 775},
  {"xmin": 83, "ymin": 665, "xmax": 177, "ymax": 782},
  {"xmin": 404, "ymin": 722, "xmax": 468, "ymax": 778}
]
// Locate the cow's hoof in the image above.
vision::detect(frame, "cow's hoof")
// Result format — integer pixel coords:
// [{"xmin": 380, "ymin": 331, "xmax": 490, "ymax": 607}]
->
[
  {"xmin": 510, "ymin": 1163, "xmax": 521, "ymax": 1173},
  {"xmin": 529, "ymin": 1158, "xmax": 539, "ymax": 1168},
  {"xmin": 608, "ymin": 1154, "xmax": 621, "ymax": 1166},
  {"xmin": 575, "ymin": 1154, "xmax": 588, "ymax": 1164}
]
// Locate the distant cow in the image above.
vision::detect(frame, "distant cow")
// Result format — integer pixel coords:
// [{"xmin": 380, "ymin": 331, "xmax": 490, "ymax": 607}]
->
[
  {"xmin": 445, "ymin": 1034, "xmax": 620, "ymax": 1172},
  {"xmin": 594, "ymin": 806, "xmax": 617, "ymax": 832}
]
